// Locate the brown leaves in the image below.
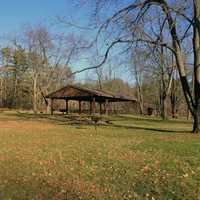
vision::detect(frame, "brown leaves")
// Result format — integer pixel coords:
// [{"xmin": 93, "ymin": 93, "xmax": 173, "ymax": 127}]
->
[{"xmin": 0, "ymin": 113, "xmax": 199, "ymax": 199}]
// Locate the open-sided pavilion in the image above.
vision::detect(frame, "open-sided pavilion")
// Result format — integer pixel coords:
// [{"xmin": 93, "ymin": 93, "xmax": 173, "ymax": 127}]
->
[{"xmin": 46, "ymin": 85, "xmax": 137, "ymax": 115}]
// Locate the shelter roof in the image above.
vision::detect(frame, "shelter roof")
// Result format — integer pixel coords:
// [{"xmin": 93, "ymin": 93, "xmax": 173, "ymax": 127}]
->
[{"xmin": 46, "ymin": 85, "xmax": 137, "ymax": 102}]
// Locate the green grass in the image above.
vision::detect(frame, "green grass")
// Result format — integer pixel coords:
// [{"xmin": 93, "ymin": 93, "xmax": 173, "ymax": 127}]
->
[{"xmin": 0, "ymin": 111, "xmax": 200, "ymax": 200}]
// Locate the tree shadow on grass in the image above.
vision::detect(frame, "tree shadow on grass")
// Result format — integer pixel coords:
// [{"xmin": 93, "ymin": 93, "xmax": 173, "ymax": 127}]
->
[
  {"xmin": 107, "ymin": 124, "xmax": 190, "ymax": 134},
  {"xmin": 66, "ymin": 121, "xmax": 190, "ymax": 134},
  {"xmin": 4, "ymin": 112, "xmax": 96, "ymax": 130},
  {"xmin": 114, "ymin": 114, "xmax": 192, "ymax": 125},
  {"xmin": 3, "ymin": 112, "xmax": 191, "ymax": 134},
  {"xmin": 4, "ymin": 112, "xmax": 70, "ymax": 124}
]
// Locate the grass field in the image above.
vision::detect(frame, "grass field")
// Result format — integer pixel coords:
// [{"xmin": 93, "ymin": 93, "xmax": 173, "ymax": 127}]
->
[{"xmin": 0, "ymin": 111, "xmax": 200, "ymax": 200}]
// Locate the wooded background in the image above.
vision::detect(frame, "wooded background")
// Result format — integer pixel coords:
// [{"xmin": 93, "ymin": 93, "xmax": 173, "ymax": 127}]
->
[{"xmin": 0, "ymin": 0, "xmax": 195, "ymax": 121}]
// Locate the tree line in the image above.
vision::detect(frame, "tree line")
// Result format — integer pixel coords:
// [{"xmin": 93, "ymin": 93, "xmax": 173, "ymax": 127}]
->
[
  {"xmin": 0, "ymin": 23, "xmax": 189, "ymax": 118},
  {"xmin": 0, "ymin": 26, "xmax": 75, "ymax": 112}
]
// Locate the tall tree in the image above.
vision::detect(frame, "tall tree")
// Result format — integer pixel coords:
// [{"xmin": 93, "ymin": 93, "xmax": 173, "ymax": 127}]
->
[{"xmin": 71, "ymin": 0, "xmax": 200, "ymax": 132}]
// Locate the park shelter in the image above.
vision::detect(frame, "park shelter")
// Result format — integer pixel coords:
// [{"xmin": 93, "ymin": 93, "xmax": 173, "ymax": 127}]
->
[{"xmin": 46, "ymin": 85, "xmax": 137, "ymax": 115}]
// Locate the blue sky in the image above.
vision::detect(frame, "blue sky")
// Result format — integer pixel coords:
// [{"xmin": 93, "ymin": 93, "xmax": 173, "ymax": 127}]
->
[
  {"xmin": 0, "ymin": 0, "xmax": 93, "ymax": 82},
  {"xmin": 0, "ymin": 0, "xmax": 96, "ymax": 35},
  {"xmin": 0, "ymin": 0, "xmax": 134, "ymax": 84},
  {"xmin": 0, "ymin": 0, "xmax": 72, "ymax": 33}
]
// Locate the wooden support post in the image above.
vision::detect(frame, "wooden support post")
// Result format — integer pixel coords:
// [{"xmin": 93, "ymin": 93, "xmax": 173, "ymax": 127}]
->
[
  {"xmin": 90, "ymin": 101, "xmax": 92, "ymax": 115},
  {"xmin": 79, "ymin": 100, "xmax": 82, "ymax": 114},
  {"xmin": 103, "ymin": 103, "xmax": 106, "ymax": 113},
  {"xmin": 51, "ymin": 98, "xmax": 54, "ymax": 115},
  {"xmin": 99, "ymin": 103, "xmax": 102, "ymax": 115},
  {"xmin": 105, "ymin": 99, "xmax": 109, "ymax": 115},
  {"xmin": 92, "ymin": 97, "xmax": 96, "ymax": 114},
  {"xmin": 46, "ymin": 99, "xmax": 50, "ymax": 114},
  {"xmin": 65, "ymin": 100, "xmax": 68, "ymax": 114}
]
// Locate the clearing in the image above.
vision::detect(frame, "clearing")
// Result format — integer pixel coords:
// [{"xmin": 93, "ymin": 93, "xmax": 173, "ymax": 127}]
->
[{"xmin": 0, "ymin": 111, "xmax": 199, "ymax": 200}]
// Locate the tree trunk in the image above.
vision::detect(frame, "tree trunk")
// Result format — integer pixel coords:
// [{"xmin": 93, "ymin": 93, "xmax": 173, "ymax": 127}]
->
[
  {"xmin": 170, "ymin": 93, "xmax": 177, "ymax": 118},
  {"xmin": 192, "ymin": 0, "xmax": 200, "ymax": 133},
  {"xmin": 159, "ymin": 72, "xmax": 168, "ymax": 120},
  {"xmin": 0, "ymin": 78, "xmax": 3, "ymax": 107},
  {"xmin": 161, "ymin": 2, "xmax": 195, "ymax": 130},
  {"xmin": 137, "ymin": 84, "xmax": 144, "ymax": 115},
  {"xmin": 192, "ymin": 109, "xmax": 200, "ymax": 133},
  {"xmin": 11, "ymin": 73, "xmax": 18, "ymax": 108},
  {"xmin": 134, "ymin": 60, "xmax": 144, "ymax": 115},
  {"xmin": 160, "ymin": 95, "xmax": 167, "ymax": 120},
  {"xmin": 170, "ymin": 77, "xmax": 178, "ymax": 118},
  {"xmin": 33, "ymin": 73, "xmax": 38, "ymax": 114},
  {"xmin": 159, "ymin": 33, "xmax": 169, "ymax": 120}
]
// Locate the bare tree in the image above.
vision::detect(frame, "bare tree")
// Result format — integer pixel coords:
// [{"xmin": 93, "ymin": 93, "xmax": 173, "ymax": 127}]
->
[
  {"xmin": 131, "ymin": 48, "xmax": 146, "ymax": 115},
  {"xmin": 69, "ymin": 0, "xmax": 200, "ymax": 133}
]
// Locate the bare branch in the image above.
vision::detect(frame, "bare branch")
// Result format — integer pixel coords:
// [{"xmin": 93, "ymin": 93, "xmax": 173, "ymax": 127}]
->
[
  {"xmin": 69, "ymin": 39, "xmax": 122, "ymax": 76},
  {"xmin": 69, "ymin": 37, "xmax": 175, "ymax": 77}
]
